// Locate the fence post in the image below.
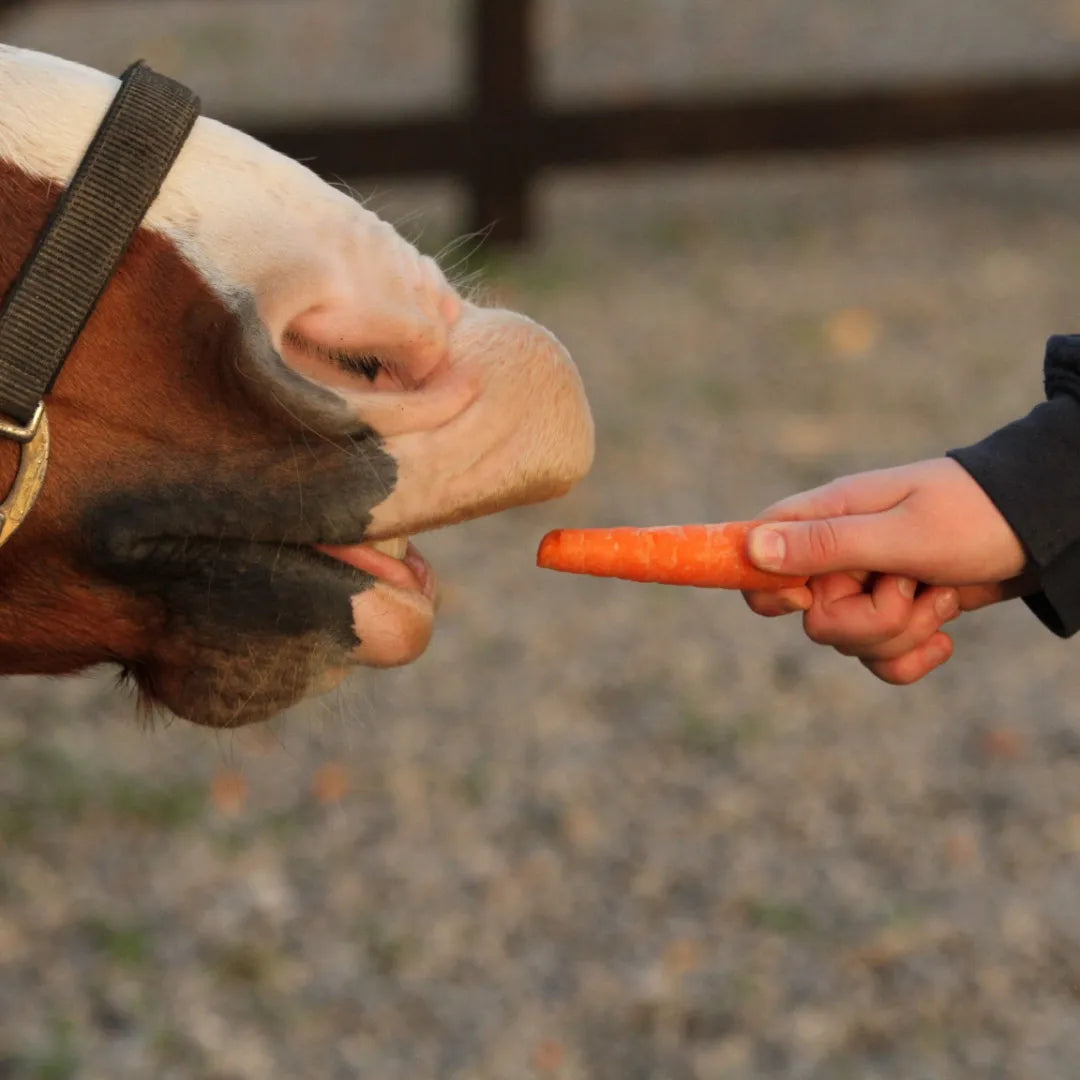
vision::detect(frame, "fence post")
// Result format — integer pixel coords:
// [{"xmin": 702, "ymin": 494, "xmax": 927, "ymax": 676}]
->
[{"xmin": 468, "ymin": 0, "xmax": 536, "ymax": 244}]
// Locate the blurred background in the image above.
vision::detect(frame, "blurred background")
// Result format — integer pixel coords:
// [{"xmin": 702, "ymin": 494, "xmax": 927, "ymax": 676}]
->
[{"xmin": 4, "ymin": 2, "xmax": 1080, "ymax": 1077}]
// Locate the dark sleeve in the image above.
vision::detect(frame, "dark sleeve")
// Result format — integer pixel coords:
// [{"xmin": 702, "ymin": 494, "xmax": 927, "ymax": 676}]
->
[{"xmin": 947, "ymin": 334, "xmax": 1080, "ymax": 638}]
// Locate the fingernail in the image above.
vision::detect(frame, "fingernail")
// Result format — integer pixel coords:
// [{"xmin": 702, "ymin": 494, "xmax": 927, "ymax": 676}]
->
[
  {"xmin": 749, "ymin": 527, "xmax": 785, "ymax": 571},
  {"xmin": 935, "ymin": 590, "xmax": 959, "ymax": 620},
  {"xmin": 897, "ymin": 577, "xmax": 917, "ymax": 599},
  {"xmin": 927, "ymin": 642, "xmax": 951, "ymax": 666}
]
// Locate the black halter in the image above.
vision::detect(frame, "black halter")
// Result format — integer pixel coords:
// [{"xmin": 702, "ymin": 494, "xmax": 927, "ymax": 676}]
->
[{"xmin": 0, "ymin": 60, "xmax": 200, "ymax": 547}]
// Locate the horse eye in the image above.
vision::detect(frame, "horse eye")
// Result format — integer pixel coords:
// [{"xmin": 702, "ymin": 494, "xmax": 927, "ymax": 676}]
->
[
  {"xmin": 334, "ymin": 351, "xmax": 383, "ymax": 382},
  {"xmin": 280, "ymin": 330, "xmax": 386, "ymax": 384}
]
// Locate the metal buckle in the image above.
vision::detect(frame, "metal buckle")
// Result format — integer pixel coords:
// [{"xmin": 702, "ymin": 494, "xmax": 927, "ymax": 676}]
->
[
  {"xmin": 0, "ymin": 399, "xmax": 44, "ymax": 443},
  {"xmin": 0, "ymin": 402, "xmax": 50, "ymax": 549}
]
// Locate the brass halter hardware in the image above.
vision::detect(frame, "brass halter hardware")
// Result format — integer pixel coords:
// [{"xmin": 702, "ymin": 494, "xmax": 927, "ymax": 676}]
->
[{"xmin": 0, "ymin": 402, "xmax": 49, "ymax": 549}]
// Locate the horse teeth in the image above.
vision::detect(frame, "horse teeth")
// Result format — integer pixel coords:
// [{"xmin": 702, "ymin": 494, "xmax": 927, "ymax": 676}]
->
[{"xmin": 371, "ymin": 537, "xmax": 408, "ymax": 559}]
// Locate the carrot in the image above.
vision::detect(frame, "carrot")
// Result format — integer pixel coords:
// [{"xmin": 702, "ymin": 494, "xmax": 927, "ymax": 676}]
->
[{"xmin": 536, "ymin": 522, "xmax": 808, "ymax": 591}]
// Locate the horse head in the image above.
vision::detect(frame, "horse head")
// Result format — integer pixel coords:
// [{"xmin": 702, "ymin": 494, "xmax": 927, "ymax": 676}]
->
[{"xmin": 0, "ymin": 46, "xmax": 594, "ymax": 726}]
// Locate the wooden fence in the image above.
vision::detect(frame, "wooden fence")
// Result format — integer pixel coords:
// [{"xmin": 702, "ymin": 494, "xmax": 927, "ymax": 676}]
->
[{"xmin": 5, "ymin": 0, "xmax": 1080, "ymax": 243}]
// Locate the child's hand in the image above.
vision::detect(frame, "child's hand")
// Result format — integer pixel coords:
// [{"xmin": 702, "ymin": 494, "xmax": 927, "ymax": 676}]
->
[{"xmin": 742, "ymin": 458, "xmax": 1030, "ymax": 683}]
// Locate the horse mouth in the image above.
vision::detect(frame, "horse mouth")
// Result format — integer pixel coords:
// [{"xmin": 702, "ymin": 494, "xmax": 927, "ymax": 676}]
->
[
  {"xmin": 90, "ymin": 519, "xmax": 438, "ymax": 646},
  {"xmin": 315, "ymin": 537, "xmax": 435, "ymax": 599},
  {"xmin": 314, "ymin": 537, "xmax": 440, "ymax": 667}
]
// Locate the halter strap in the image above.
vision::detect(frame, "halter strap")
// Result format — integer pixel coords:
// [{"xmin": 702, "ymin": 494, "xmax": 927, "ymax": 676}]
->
[{"xmin": 0, "ymin": 61, "xmax": 201, "ymax": 428}]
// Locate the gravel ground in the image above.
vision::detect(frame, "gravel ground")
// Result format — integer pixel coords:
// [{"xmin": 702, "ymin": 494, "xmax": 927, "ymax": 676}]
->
[{"xmin": 5, "ymin": 4, "xmax": 1080, "ymax": 1078}]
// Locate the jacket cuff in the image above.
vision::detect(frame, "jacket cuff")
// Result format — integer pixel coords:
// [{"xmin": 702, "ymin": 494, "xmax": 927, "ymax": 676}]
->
[{"xmin": 947, "ymin": 335, "xmax": 1080, "ymax": 638}]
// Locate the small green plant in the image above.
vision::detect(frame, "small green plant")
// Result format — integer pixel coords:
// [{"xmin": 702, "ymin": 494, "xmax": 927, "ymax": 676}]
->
[
  {"xmin": 23, "ymin": 1015, "xmax": 78, "ymax": 1080},
  {"xmin": 80, "ymin": 917, "xmax": 150, "ymax": 968},
  {"xmin": 459, "ymin": 755, "xmax": 490, "ymax": 807},
  {"xmin": 360, "ymin": 918, "xmax": 412, "ymax": 977},
  {"xmin": 744, "ymin": 898, "xmax": 817, "ymax": 937},
  {"xmin": 678, "ymin": 708, "xmax": 726, "ymax": 756},
  {"xmin": 104, "ymin": 777, "xmax": 204, "ymax": 830}
]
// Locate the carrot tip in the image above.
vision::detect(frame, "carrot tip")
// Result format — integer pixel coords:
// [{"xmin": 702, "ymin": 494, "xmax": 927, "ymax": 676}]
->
[{"xmin": 536, "ymin": 531, "xmax": 564, "ymax": 570}]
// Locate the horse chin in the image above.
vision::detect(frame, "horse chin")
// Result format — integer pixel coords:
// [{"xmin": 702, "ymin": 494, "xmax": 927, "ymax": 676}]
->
[
  {"xmin": 123, "ymin": 577, "xmax": 436, "ymax": 727},
  {"xmin": 127, "ymin": 631, "xmax": 343, "ymax": 728}
]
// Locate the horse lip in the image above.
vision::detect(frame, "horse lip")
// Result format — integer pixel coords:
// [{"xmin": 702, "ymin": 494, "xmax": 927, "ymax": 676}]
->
[{"xmin": 314, "ymin": 540, "xmax": 433, "ymax": 596}]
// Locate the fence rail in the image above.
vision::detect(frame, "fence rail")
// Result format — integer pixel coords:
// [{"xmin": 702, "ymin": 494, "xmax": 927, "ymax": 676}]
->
[{"xmin": 5, "ymin": 0, "xmax": 1080, "ymax": 243}]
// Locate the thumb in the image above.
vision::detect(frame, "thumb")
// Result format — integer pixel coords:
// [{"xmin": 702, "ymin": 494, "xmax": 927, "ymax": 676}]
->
[{"xmin": 747, "ymin": 514, "xmax": 903, "ymax": 577}]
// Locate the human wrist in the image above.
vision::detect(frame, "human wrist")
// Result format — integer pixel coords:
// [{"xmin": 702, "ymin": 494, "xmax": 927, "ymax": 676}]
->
[{"xmin": 948, "ymin": 334, "xmax": 1080, "ymax": 635}]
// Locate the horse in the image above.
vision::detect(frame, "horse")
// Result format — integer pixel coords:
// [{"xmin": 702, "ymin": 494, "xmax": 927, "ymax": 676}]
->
[{"xmin": 0, "ymin": 45, "xmax": 594, "ymax": 727}]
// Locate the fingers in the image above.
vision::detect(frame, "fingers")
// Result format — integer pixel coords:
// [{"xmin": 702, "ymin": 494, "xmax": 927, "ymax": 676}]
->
[
  {"xmin": 803, "ymin": 575, "xmax": 959, "ymax": 661},
  {"xmin": 742, "ymin": 583, "xmax": 813, "ymax": 617},
  {"xmin": 741, "ymin": 458, "xmax": 1028, "ymax": 686},
  {"xmin": 752, "ymin": 574, "xmax": 1015, "ymax": 685},
  {"xmin": 862, "ymin": 631, "xmax": 955, "ymax": 685},
  {"xmin": 750, "ymin": 572, "xmax": 957, "ymax": 685},
  {"xmin": 830, "ymin": 578, "xmax": 958, "ymax": 685},
  {"xmin": 749, "ymin": 458, "xmax": 1028, "ymax": 587},
  {"xmin": 748, "ymin": 511, "xmax": 918, "ymax": 579},
  {"xmin": 756, "ymin": 467, "xmax": 917, "ymax": 523},
  {"xmin": 747, "ymin": 568, "xmax": 961, "ymax": 682}
]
